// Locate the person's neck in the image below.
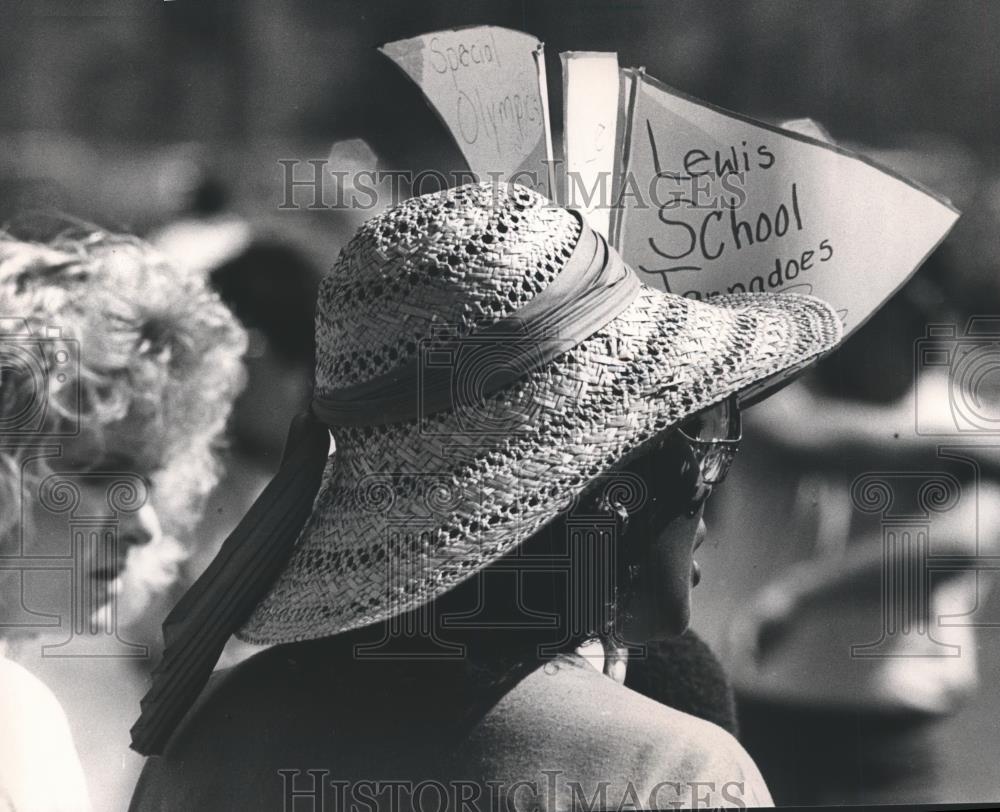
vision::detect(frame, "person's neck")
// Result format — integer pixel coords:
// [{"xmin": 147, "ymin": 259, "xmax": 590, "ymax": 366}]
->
[{"xmin": 575, "ymin": 638, "xmax": 628, "ymax": 683}]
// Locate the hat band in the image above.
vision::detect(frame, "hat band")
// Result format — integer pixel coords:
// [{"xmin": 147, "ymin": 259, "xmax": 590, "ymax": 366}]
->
[{"xmin": 312, "ymin": 212, "xmax": 640, "ymax": 427}]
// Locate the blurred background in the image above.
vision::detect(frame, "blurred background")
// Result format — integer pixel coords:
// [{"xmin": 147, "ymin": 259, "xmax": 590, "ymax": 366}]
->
[
  {"xmin": 2, "ymin": 0, "xmax": 997, "ymax": 251},
  {"xmin": 3, "ymin": 0, "xmax": 1000, "ymax": 809}
]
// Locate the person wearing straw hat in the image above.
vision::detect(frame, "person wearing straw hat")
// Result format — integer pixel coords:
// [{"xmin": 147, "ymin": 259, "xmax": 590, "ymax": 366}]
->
[{"xmin": 129, "ymin": 182, "xmax": 842, "ymax": 811}]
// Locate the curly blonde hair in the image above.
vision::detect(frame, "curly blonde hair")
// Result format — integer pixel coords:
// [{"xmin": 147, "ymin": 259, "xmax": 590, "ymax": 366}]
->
[{"xmin": 0, "ymin": 226, "xmax": 248, "ymax": 562}]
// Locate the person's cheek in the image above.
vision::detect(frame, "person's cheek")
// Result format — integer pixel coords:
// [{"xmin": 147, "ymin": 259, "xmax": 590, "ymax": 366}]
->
[
  {"xmin": 649, "ymin": 514, "xmax": 701, "ymax": 639},
  {"xmin": 654, "ymin": 540, "xmax": 692, "ymax": 638}
]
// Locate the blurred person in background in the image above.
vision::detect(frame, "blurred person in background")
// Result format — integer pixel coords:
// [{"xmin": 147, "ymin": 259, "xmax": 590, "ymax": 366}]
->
[
  {"xmin": 0, "ymin": 228, "xmax": 246, "ymax": 811},
  {"xmin": 693, "ymin": 143, "xmax": 1000, "ymax": 805},
  {"xmin": 151, "ymin": 165, "xmax": 321, "ymax": 468}
]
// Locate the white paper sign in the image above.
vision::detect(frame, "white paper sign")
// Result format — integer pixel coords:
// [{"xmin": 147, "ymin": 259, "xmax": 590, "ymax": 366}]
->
[
  {"xmin": 616, "ymin": 74, "xmax": 960, "ymax": 336},
  {"xmin": 778, "ymin": 117, "xmax": 835, "ymax": 143},
  {"xmin": 609, "ymin": 67, "xmax": 641, "ymax": 249},
  {"xmin": 381, "ymin": 27, "xmax": 554, "ymax": 197},
  {"xmin": 560, "ymin": 51, "xmax": 619, "ymax": 237}
]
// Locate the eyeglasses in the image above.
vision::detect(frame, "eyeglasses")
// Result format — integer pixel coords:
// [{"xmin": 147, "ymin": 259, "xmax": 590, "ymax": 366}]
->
[
  {"xmin": 676, "ymin": 396, "xmax": 742, "ymax": 516},
  {"xmin": 678, "ymin": 396, "xmax": 742, "ymax": 485},
  {"xmin": 607, "ymin": 397, "xmax": 743, "ymax": 524}
]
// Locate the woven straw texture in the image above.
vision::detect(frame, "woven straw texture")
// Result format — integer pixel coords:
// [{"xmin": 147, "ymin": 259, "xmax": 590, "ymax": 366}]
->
[{"xmin": 238, "ymin": 182, "xmax": 842, "ymax": 644}]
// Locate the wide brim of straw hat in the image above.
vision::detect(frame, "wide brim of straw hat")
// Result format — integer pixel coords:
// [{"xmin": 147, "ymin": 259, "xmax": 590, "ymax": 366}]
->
[{"xmin": 238, "ymin": 281, "xmax": 841, "ymax": 645}]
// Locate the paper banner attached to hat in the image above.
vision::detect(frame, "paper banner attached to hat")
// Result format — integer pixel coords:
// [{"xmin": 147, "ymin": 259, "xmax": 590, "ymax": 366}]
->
[
  {"xmin": 610, "ymin": 70, "xmax": 960, "ymax": 339},
  {"xmin": 560, "ymin": 51, "xmax": 620, "ymax": 238},
  {"xmin": 381, "ymin": 26, "xmax": 555, "ymax": 198}
]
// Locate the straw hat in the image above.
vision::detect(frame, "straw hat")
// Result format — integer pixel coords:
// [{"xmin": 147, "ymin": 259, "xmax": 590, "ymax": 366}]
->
[{"xmin": 237, "ymin": 182, "xmax": 842, "ymax": 645}]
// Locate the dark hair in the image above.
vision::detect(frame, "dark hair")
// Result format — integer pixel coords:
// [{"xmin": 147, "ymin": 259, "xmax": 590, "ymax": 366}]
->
[
  {"xmin": 336, "ymin": 430, "xmax": 700, "ymax": 671},
  {"xmin": 208, "ymin": 241, "xmax": 321, "ymax": 367},
  {"xmin": 189, "ymin": 176, "xmax": 229, "ymax": 217}
]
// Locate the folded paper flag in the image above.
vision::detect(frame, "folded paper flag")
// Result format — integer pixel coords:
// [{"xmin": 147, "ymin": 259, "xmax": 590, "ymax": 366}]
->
[
  {"xmin": 381, "ymin": 26, "xmax": 555, "ymax": 199},
  {"xmin": 560, "ymin": 51, "xmax": 619, "ymax": 238},
  {"xmin": 611, "ymin": 72, "xmax": 959, "ymax": 339}
]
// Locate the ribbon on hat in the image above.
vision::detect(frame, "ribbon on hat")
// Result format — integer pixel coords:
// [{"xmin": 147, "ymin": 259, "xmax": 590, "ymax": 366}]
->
[
  {"xmin": 130, "ymin": 213, "xmax": 641, "ymax": 756},
  {"xmin": 312, "ymin": 214, "xmax": 639, "ymax": 426},
  {"xmin": 130, "ymin": 413, "xmax": 330, "ymax": 755}
]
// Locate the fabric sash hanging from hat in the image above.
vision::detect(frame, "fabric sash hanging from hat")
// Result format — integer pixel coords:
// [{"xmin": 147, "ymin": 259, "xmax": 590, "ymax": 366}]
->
[
  {"xmin": 130, "ymin": 216, "xmax": 640, "ymax": 756},
  {"xmin": 130, "ymin": 413, "xmax": 330, "ymax": 755}
]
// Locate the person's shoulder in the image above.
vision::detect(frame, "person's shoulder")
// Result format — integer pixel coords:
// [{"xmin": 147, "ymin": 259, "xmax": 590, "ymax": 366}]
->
[
  {"xmin": 129, "ymin": 646, "xmax": 308, "ymax": 811},
  {"xmin": 129, "ymin": 665, "xmax": 237, "ymax": 811},
  {"xmin": 502, "ymin": 653, "xmax": 730, "ymax": 742},
  {"xmin": 479, "ymin": 656, "xmax": 773, "ymax": 807},
  {"xmin": 0, "ymin": 656, "xmax": 64, "ymax": 708},
  {"xmin": 0, "ymin": 657, "xmax": 91, "ymax": 811},
  {"xmin": 0, "ymin": 657, "xmax": 79, "ymax": 755},
  {"xmin": 156, "ymin": 641, "xmax": 299, "ymax": 745}
]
